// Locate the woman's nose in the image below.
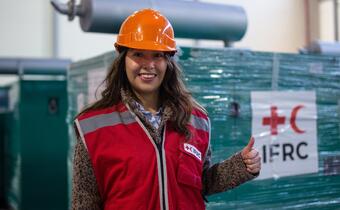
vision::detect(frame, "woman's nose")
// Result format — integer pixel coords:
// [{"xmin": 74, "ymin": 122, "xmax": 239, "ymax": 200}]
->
[{"xmin": 141, "ymin": 58, "xmax": 155, "ymax": 69}]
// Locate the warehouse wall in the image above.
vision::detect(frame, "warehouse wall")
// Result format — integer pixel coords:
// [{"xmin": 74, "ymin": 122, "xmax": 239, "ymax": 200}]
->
[
  {"xmin": 319, "ymin": 0, "xmax": 340, "ymax": 41},
  {"xmin": 205, "ymin": 0, "xmax": 306, "ymax": 52},
  {"xmin": 0, "ymin": 0, "xmax": 338, "ymax": 61},
  {"xmin": 56, "ymin": 11, "xmax": 114, "ymax": 61},
  {"xmin": 0, "ymin": 0, "xmax": 53, "ymax": 58}
]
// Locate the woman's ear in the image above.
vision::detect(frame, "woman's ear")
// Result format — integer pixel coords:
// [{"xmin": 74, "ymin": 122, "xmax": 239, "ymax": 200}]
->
[
  {"xmin": 114, "ymin": 43, "xmax": 120, "ymax": 53},
  {"xmin": 115, "ymin": 45, "xmax": 129, "ymax": 55}
]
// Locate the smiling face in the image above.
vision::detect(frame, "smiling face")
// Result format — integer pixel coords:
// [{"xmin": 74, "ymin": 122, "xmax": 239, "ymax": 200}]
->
[{"xmin": 125, "ymin": 49, "xmax": 168, "ymax": 99}]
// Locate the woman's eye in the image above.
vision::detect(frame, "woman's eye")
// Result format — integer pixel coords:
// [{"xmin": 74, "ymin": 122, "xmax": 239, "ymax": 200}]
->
[
  {"xmin": 133, "ymin": 52, "xmax": 143, "ymax": 57},
  {"xmin": 154, "ymin": 53, "xmax": 164, "ymax": 58}
]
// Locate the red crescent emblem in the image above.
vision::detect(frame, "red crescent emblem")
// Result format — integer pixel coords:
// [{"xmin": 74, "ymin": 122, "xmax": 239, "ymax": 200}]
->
[{"xmin": 290, "ymin": 105, "xmax": 305, "ymax": 134}]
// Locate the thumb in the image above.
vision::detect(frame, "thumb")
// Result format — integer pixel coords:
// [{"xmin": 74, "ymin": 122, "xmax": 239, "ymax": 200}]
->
[{"xmin": 244, "ymin": 137, "xmax": 255, "ymax": 153}]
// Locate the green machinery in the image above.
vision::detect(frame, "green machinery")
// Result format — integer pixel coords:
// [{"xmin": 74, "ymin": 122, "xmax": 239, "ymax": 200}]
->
[
  {"xmin": 0, "ymin": 86, "xmax": 9, "ymax": 208},
  {"xmin": 68, "ymin": 47, "xmax": 340, "ymax": 209},
  {"xmin": 0, "ymin": 58, "xmax": 70, "ymax": 210}
]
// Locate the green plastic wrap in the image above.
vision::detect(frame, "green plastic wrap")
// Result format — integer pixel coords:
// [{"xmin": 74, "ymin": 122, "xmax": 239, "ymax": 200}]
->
[{"xmin": 68, "ymin": 47, "xmax": 340, "ymax": 209}]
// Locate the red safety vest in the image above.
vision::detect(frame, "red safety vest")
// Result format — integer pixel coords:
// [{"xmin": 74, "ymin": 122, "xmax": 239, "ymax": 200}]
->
[{"xmin": 75, "ymin": 102, "xmax": 210, "ymax": 210}]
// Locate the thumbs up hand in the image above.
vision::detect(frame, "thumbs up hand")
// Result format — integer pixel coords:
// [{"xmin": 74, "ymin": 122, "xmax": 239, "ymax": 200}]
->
[{"xmin": 241, "ymin": 137, "xmax": 261, "ymax": 174}]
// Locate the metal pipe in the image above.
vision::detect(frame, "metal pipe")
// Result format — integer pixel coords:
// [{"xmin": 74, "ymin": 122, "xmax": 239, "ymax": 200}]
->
[
  {"xmin": 51, "ymin": 0, "xmax": 69, "ymax": 15},
  {"xmin": 0, "ymin": 58, "xmax": 71, "ymax": 75},
  {"xmin": 304, "ymin": 0, "xmax": 311, "ymax": 45},
  {"xmin": 334, "ymin": 0, "xmax": 339, "ymax": 41},
  {"xmin": 52, "ymin": 7, "xmax": 59, "ymax": 58},
  {"xmin": 51, "ymin": 0, "xmax": 84, "ymax": 20},
  {"xmin": 51, "ymin": 0, "xmax": 248, "ymax": 42}
]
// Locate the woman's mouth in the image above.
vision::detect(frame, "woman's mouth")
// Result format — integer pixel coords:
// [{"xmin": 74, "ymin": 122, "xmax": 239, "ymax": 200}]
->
[{"xmin": 138, "ymin": 73, "xmax": 157, "ymax": 81}]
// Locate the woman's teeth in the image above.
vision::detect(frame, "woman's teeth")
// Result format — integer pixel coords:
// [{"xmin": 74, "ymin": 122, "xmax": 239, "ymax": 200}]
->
[{"xmin": 138, "ymin": 73, "xmax": 156, "ymax": 79}]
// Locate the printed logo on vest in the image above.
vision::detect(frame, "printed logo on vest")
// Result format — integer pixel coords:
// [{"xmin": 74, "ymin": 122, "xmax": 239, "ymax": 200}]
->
[{"xmin": 184, "ymin": 143, "xmax": 201, "ymax": 161}]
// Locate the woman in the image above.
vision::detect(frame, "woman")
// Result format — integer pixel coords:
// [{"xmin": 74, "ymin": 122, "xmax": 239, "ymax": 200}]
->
[{"xmin": 72, "ymin": 8, "xmax": 261, "ymax": 210}]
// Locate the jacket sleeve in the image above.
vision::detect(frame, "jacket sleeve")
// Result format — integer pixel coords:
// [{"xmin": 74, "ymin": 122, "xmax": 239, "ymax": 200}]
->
[
  {"xmin": 202, "ymin": 146, "xmax": 258, "ymax": 196},
  {"xmin": 71, "ymin": 139, "xmax": 103, "ymax": 210}
]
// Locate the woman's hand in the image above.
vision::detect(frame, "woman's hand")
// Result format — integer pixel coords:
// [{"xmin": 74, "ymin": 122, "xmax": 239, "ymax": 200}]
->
[{"xmin": 241, "ymin": 137, "xmax": 261, "ymax": 174}]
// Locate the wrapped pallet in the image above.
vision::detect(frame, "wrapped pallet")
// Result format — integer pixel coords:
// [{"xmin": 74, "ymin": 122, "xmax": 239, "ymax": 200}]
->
[{"xmin": 68, "ymin": 47, "xmax": 340, "ymax": 209}]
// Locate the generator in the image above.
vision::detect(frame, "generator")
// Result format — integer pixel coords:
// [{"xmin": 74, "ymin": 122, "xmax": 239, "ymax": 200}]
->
[{"xmin": 0, "ymin": 58, "xmax": 70, "ymax": 210}]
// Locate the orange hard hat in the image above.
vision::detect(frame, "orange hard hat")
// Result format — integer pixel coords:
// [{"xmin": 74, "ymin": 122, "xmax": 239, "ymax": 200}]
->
[{"xmin": 115, "ymin": 8, "xmax": 177, "ymax": 52}]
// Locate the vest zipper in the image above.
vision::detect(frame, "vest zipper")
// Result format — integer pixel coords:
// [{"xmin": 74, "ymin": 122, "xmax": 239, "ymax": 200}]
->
[
  {"xmin": 156, "ymin": 134, "xmax": 166, "ymax": 210},
  {"xmin": 130, "ymin": 108, "xmax": 168, "ymax": 210}
]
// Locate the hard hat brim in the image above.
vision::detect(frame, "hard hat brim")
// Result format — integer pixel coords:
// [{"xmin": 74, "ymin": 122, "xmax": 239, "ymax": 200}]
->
[{"xmin": 115, "ymin": 41, "xmax": 177, "ymax": 53}]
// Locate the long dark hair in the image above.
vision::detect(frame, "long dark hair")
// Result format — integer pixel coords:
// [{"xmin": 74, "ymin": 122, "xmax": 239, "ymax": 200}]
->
[{"xmin": 78, "ymin": 47, "xmax": 195, "ymax": 138}]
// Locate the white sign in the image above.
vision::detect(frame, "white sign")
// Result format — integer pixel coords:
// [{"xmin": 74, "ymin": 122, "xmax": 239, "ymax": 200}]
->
[
  {"xmin": 251, "ymin": 91, "xmax": 318, "ymax": 180},
  {"xmin": 87, "ymin": 68, "xmax": 107, "ymax": 104}
]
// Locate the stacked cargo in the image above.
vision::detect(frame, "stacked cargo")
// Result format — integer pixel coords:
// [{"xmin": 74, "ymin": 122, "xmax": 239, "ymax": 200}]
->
[{"xmin": 68, "ymin": 47, "xmax": 340, "ymax": 209}]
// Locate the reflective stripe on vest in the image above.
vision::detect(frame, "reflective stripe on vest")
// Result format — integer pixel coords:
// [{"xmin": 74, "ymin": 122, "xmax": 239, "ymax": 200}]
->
[
  {"xmin": 190, "ymin": 114, "xmax": 209, "ymax": 132},
  {"xmin": 79, "ymin": 111, "xmax": 136, "ymax": 135},
  {"xmin": 78, "ymin": 110, "xmax": 208, "ymax": 136}
]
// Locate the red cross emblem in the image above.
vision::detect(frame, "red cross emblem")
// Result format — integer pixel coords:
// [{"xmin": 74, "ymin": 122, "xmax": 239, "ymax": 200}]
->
[
  {"xmin": 262, "ymin": 106, "xmax": 285, "ymax": 135},
  {"xmin": 262, "ymin": 105, "xmax": 305, "ymax": 135}
]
